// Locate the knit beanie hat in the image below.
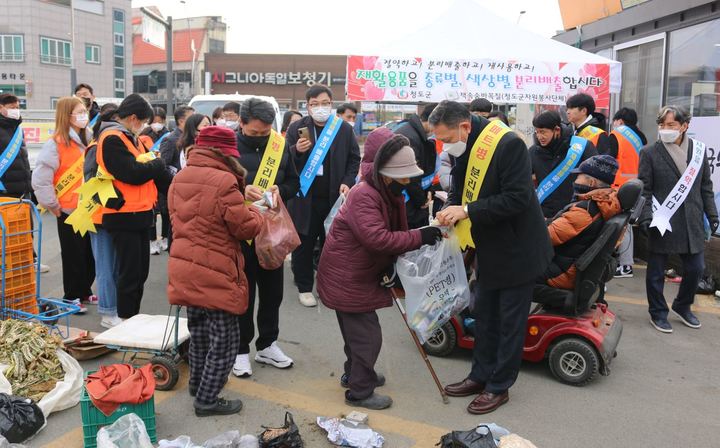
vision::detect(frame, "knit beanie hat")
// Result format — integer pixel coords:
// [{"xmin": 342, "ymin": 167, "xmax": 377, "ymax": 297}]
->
[
  {"xmin": 379, "ymin": 145, "xmax": 424, "ymax": 179},
  {"xmin": 195, "ymin": 126, "xmax": 240, "ymax": 157},
  {"xmin": 361, "ymin": 127, "xmax": 394, "ymax": 179},
  {"xmin": 571, "ymin": 154, "xmax": 619, "ymax": 185}
]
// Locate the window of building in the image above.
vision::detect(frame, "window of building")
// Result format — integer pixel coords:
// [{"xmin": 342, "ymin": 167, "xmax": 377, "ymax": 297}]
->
[
  {"xmin": 113, "ymin": 8, "xmax": 125, "ymax": 97},
  {"xmin": 0, "ymin": 84, "xmax": 26, "ymax": 96},
  {"xmin": 0, "ymin": 35, "xmax": 23, "ymax": 62},
  {"xmin": 40, "ymin": 36, "xmax": 72, "ymax": 65},
  {"xmin": 85, "ymin": 44, "xmax": 100, "ymax": 64},
  {"xmin": 51, "ymin": 97, "xmax": 60, "ymax": 109},
  {"xmin": 209, "ymin": 38, "xmax": 224, "ymax": 54},
  {"xmin": 667, "ymin": 19, "xmax": 720, "ymax": 117},
  {"xmin": 614, "ymin": 34, "xmax": 665, "ymax": 136}
]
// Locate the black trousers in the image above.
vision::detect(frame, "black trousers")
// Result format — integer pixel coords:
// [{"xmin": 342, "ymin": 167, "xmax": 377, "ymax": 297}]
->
[
  {"xmin": 291, "ymin": 199, "xmax": 331, "ymax": 293},
  {"xmin": 56, "ymin": 214, "xmax": 95, "ymax": 299},
  {"xmin": 238, "ymin": 242, "xmax": 284, "ymax": 354},
  {"xmin": 646, "ymin": 251, "xmax": 704, "ymax": 320},
  {"xmin": 109, "ymin": 228, "xmax": 150, "ymax": 318},
  {"xmin": 336, "ymin": 310, "xmax": 382, "ymax": 400},
  {"xmin": 469, "ymin": 281, "xmax": 533, "ymax": 394},
  {"xmin": 160, "ymin": 208, "xmax": 170, "ymax": 239},
  {"xmin": 187, "ymin": 306, "xmax": 240, "ymax": 406}
]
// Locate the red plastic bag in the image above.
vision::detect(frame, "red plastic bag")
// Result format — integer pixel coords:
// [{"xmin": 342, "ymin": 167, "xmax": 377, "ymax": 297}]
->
[{"xmin": 255, "ymin": 197, "xmax": 301, "ymax": 270}]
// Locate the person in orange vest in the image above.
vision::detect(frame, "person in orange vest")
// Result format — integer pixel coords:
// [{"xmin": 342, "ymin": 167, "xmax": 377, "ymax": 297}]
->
[
  {"xmin": 609, "ymin": 107, "xmax": 648, "ymax": 279},
  {"xmin": 566, "ymin": 93, "xmax": 611, "ymax": 154},
  {"xmin": 32, "ymin": 96, "xmax": 96, "ymax": 314},
  {"xmin": 96, "ymin": 94, "xmax": 169, "ymax": 319}
]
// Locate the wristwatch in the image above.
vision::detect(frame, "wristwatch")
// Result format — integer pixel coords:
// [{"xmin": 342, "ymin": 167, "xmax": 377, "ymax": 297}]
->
[{"xmin": 463, "ymin": 204, "xmax": 468, "ymax": 216}]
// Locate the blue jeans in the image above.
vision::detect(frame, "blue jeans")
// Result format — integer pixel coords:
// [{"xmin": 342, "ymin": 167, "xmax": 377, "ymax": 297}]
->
[
  {"xmin": 90, "ymin": 228, "xmax": 118, "ymax": 316},
  {"xmin": 646, "ymin": 252, "xmax": 704, "ymax": 320}
]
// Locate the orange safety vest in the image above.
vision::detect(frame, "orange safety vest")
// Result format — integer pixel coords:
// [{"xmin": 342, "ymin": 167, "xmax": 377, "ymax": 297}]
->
[
  {"xmin": 578, "ymin": 125, "xmax": 605, "ymax": 149},
  {"xmin": 53, "ymin": 138, "xmax": 85, "ymax": 210},
  {"xmin": 432, "ymin": 139, "xmax": 443, "ymax": 186},
  {"xmin": 96, "ymin": 130, "xmax": 157, "ymax": 215},
  {"xmin": 84, "ymin": 141, "xmax": 106, "ymax": 225},
  {"xmin": 610, "ymin": 129, "xmax": 641, "ymax": 187},
  {"xmin": 138, "ymin": 134, "xmax": 154, "ymax": 151}
]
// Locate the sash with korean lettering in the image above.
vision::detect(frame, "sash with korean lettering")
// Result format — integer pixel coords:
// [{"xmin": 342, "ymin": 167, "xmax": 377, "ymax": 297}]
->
[
  {"xmin": 298, "ymin": 115, "xmax": 342, "ymax": 197},
  {"xmin": 578, "ymin": 125, "xmax": 604, "ymax": 141},
  {"xmin": 89, "ymin": 113, "xmax": 100, "ymax": 129},
  {"xmin": 650, "ymin": 139, "xmax": 706, "ymax": 236},
  {"xmin": 0, "ymin": 126, "xmax": 23, "ymax": 191},
  {"xmin": 150, "ymin": 132, "xmax": 170, "ymax": 153},
  {"xmin": 253, "ymin": 130, "xmax": 285, "ymax": 192},
  {"xmin": 54, "ymin": 155, "xmax": 85, "ymax": 202},
  {"xmin": 455, "ymin": 121, "xmax": 511, "ymax": 249},
  {"xmin": 403, "ymin": 154, "xmax": 441, "ymax": 203},
  {"xmin": 615, "ymin": 125, "xmax": 643, "ymax": 155},
  {"xmin": 536, "ymin": 136, "xmax": 588, "ymax": 204}
]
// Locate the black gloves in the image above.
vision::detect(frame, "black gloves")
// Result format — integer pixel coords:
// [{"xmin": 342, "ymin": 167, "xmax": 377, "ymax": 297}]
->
[
  {"xmin": 420, "ymin": 226, "xmax": 443, "ymax": 246},
  {"xmin": 380, "ymin": 266, "xmax": 398, "ymax": 288},
  {"xmin": 711, "ymin": 219, "xmax": 719, "ymax": 234}
]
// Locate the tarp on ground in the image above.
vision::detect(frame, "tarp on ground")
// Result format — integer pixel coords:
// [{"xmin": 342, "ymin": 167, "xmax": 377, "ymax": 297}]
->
[{"xmin": 345, "ymin": 0, "xmax": 621, "ymax": 106}]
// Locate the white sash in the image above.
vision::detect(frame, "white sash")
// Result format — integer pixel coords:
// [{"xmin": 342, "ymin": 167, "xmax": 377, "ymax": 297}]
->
[{"xmin": 651, "ymin": 139, "xmax": 705, "ymax": 236}]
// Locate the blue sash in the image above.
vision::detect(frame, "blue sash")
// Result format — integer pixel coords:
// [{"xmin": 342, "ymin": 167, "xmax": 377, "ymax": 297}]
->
[
  {"xmin": 150, "ymin": 132, "xmax": 169, "ymax": 153},
  {"xmin": 298, "ymin": 116, "xmax": 342, "ymax": 197},
  {"xmin": 89, "ymin": 113, "xmax": 100, "ymax": 129},
  {"xmin": 536, "ymin": 136, "xmax": 588, "ymax": 204},
  {"xmin": 404, "ymin": 152, "xmax": 441, "ymax": 202},
  {"xmin": 0, "ymin": 126, "xmax": 24, "ymax": 191},
  {"xmin": 615, "ymin": 125, "xmax": 643, "ymax": 154}
]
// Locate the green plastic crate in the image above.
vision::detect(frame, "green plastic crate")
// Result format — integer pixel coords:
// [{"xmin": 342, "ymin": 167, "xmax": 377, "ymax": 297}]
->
[{"xmin": 80, "ymin": 375, "xmax": 157, "ymax": 448}]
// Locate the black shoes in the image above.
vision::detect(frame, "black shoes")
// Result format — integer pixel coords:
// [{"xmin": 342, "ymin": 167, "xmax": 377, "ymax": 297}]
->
[{"xmin": 194, "ymin": 397, "xmax": 243, "ymax": 417}]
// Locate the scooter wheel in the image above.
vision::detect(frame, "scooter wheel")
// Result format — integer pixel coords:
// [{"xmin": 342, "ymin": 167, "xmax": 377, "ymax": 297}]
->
[
  {"xmin": 548, "ymin": 338, "xmax": 599, "ymax": 386},
  {"xmin": 422, "ymin": 321, "xmax": 457, "ymax": 357}
]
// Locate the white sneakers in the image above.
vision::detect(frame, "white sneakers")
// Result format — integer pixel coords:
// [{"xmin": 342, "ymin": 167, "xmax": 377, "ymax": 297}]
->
[
  {"xmin": 39, "ymin": 263, "xmax": 50, "ymax": 273},
  {"xmin": 233, "ymin": 343, "xmax": 293, "ymax": 378},
  {"xmin": 255, "ymin": 342, "xmax": 294, "ymax": 369},
  {"xmin": 159, "ymin": 237, "xmax": 169, "ymax": 252},
  {"xmin": 299, "ymin": 292, "xmax": 317, "ymax": 307},
  {"xmin": 101, "ymin": 315, "xmax": 124, "ymax": 329},
  {"xmin": 150, "ymin": 240, "xmax": 161, "ymax": 255},
  {"xmin": 232, "ymin": 354, "xmax": 252, "ymax": 377}
]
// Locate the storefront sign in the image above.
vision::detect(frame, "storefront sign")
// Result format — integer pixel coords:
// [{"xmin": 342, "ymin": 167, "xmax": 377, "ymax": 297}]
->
[
  {"xmin": 346, "ymin": 56, "xmax": 611, "ymax": 107},
  {"xmin": 212, "ymin": 71, "xmax": 334, "ymax": 87},
  {"xmin": 0, "ymin": 73, "xmax": 26, "ymax": 81},
  {"xmin": 688, "ymin": 116, "xmax": 720, "ymax": 233},
  {"xmin": 22, "ymin": 122, "xmax": 55, "ymax": 145}
]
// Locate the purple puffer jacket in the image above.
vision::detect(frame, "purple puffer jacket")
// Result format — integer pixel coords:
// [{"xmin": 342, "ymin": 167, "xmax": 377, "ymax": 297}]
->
[{"xmin": 317, "ymin": 181, "xmax": 423, "ymax": 313}]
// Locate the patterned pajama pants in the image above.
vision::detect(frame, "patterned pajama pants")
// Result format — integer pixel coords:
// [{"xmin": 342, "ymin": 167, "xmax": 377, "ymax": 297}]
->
[{"xmin": 187, "ymin": 307, "xmax": 240, "ymax": 406}]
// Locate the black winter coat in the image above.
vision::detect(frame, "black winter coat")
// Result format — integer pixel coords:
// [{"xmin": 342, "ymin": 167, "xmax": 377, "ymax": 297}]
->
[
  {"xmin": 0, "ymin": 115, "xmax": 31, "ymax": 196},
  {"xmin": 395, "ymin": 115, "xmax": 437, "ymax": 229},
  {"xmin": 236, "ymin": 133, "xmax": 300, "ymax": 202},
  {"xmin": 576, "ymin": 115, "xmax": 611, "ymax": 155},
  {"xmin": 449, "ymin": 116, "xmax": 552, "ymax": 290},
  {"xmin": 160, "ymin": 128, "xmax": 182, "ymax": 172},
  {"xmin": 286, "ymin": 116, "xmax": 361, "ymax": 235},
  {"xmin": 638, "ymin": 138, "xmax": 718, "ymax": 255},
  {"xmin": 529, "ymin": 123, "xmax": 598, "ymax": 218}
]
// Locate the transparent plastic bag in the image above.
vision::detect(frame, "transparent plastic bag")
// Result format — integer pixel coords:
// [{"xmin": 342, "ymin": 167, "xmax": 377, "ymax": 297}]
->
[
  {"xmin": 395, "ymin": 229, "xmax": 470, "ymax": 342},
  {"xmin": 324, "ymin": 193, "xmax": 345, "ymax": 235},
  {"xmin": 254, "ymin": 197, "xmax": 301, "ymax": 270},
  {"xmin": 96, "ymin": 413, "xmax": 153, "ymax": 448}
]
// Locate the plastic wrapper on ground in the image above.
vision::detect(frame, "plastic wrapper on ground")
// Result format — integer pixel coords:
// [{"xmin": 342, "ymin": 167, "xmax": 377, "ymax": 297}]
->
[
  {"xmin": 96, "ymin": 413, "xmax": 153, "ymax": 448},
  {"xmin": 317, "ymin": 416, "xmax": 384, "ymax": 448}
]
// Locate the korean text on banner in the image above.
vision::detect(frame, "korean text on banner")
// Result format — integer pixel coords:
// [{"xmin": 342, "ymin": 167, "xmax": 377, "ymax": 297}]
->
[
  {"xmin": 689, "ymin": 116, "xmax": 720, "ymax": 234},
  {"xmin": 346, "ymin": 56, "xmax": 611, "ymax": 107}
]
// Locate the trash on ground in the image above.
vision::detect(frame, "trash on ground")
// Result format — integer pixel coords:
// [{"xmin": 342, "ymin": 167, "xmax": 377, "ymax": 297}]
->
[
  {"xmin": 498, "ymin": 434, "xmax": 538, "ymax": 448},
  {"xmin": 158, "ymin": 432, "xmax": 258, "ymax": 448},
  {"xmin": 258, "ymin": 412, "xmax": 303, "ymax": 448},
  {"xmin": 0, "ymin": 394, "xmax": 45, "ymax": 443},
  {"xmin": 0, "ymin": 434, "xmax": 27, "ymax": 447},
  {"xmin": 317, "ymin": 416, "xmax": 384, "ymax": 448},
  {"xmin": 96, "ymin": 413, "xmax": 153, "ymax": 448}
]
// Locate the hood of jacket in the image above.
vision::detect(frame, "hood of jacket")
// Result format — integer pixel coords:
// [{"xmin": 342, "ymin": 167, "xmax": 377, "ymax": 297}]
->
[
  {"xmin": 187, "ymin": 146, "xmax": 247, "ymax": 188},
  {"xmin": 578, "ymin": 187, "xmax": 622, "ymax": 220}
]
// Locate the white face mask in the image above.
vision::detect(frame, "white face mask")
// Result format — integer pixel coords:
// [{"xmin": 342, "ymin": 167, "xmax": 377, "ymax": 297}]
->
[
  {"xmin": 442, "ymin": 128, "xmax": 467, "ymax": 157},
  {"xmin": 659, "ymin": 129, "xmax": 680, "ymax": 143},
  {"xmin": 347, "ymin": 121, "xmax": 356, "ymax": 128},
  {"xmin": 73, "ymin": 113, "xmax": 89, "ymax": 128},
  {"xmin": 224, "ymin": 120, "xmax": 239, "ymax": 130},
  {"xmin": 215, "ymin": 118, "xmax": 226, "ymax": 127},
  {"xmin": 4, "ymin": 108, "xmax": 20, "ymax": 120},
  {"xmin": 150, "ymin": 123, "xmax": 164, "ymax": 133},
  {"xmin": 311, "ymin": 106, "xmax": 333, "ymax": 123}
]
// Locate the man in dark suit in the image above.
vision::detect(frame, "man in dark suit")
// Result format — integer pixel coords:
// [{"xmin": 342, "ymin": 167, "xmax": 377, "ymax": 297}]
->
[
  {"xmin": 638, "ymin": 105, "xmax": 718, "ymax": 333},
  {"xmin": 433, "ymin": 101, "xmax": 552, "ymax": 414},
  {"xmin": 286, "ymin": 85, "xmax": 360, "ymax": 307}
]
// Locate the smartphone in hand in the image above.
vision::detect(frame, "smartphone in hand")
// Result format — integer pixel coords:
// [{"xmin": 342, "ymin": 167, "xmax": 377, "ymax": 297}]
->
[{"xmin": 298, "ymin": 127, "xmax": 310, "ymax": 141}]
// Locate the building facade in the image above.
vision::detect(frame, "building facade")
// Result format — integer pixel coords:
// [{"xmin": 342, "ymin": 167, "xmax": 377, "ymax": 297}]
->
[
  {"xmin": 205, "ymin": 53, "xmax": 347, "ymax": 111},
  {"xmin": 553, "ymin": 0, "xmax": 720, "ymax": 135},
  {"xmin": 132, "ymin": 9, "xmax": 226, "ymax": 107},
  {"xmin": 0, "ymin": 0, "xmax": 133, "ymax": 109}
]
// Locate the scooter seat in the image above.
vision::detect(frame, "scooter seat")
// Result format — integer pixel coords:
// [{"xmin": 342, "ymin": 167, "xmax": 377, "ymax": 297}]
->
[{"xmin": 533, "ymin": 284, "xmax": 573, "ymax": 311}]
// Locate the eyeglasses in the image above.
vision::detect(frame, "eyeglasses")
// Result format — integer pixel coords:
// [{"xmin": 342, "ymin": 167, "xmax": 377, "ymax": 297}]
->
[{"xmin": 308, "ymin": 101, "xmax": 332, "ymax": 108}]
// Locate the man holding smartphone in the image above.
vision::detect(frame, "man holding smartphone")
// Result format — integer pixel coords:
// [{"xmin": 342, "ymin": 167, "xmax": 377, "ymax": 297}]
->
[{"xmin": 286, "ymin": 85, "xmax": 361, "ymax": 307}]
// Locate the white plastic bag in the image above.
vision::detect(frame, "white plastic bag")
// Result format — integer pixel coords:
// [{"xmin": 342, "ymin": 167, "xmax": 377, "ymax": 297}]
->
[
  {"xmin": 395, "ymin": 229, "xmax": 470, "ymax": 342},
  {"xmin": 0, "ymin": 349, "xmax": 82, "ymax": 419},
  {"xmin": 324, "ymin": 193, "xmax": 345, "ymax": 235},
  {"xmin": 158, "ymin": 436, "xmax": 199, "ymax": 448},
  {"xmin": 317, "ymin": 417, "xmax": 384, "ymax": 448},
  {"xmin": 96, "ymin": 413, "xmax": 153, "ymax": 448}
]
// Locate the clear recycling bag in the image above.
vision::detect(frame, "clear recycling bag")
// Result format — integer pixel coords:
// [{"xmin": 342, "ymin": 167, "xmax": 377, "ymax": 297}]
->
[
  {"xmin": 324, "ymin": 193, "xmax": 345, "ymax": 235},
  {"xmin": 395, "ymin": 229, "xmax": 471, "ymax": 342}
]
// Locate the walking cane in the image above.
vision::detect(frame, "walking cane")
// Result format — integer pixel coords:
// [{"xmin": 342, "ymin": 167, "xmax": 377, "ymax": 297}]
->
[{"xmin": 387, "ymin": 281, "xmax": 450, "ymax": 405}]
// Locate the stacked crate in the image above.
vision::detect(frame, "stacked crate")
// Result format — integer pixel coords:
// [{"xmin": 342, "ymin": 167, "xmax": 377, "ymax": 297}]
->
[{"xmin": 0, "ymin": 198, "xmax": 38, "ymax": 317}]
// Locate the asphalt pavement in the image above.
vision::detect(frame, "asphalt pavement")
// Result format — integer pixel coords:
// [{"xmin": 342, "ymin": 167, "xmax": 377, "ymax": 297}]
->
[{"xmin": 27, "ymin": 212, "xmax": 720, "ymax": 447}]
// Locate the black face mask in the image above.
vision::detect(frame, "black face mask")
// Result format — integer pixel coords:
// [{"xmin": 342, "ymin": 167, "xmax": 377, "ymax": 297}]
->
[
  {"xmin": 388, "ymin": 180, "xmax": 406, "ymax": 197},
  {"xmin": 241, "ymin": 133, "xmax": 269, "ymax": 149},
  {"xmin": 573, "ymin": 182, "xmax": 595, "ymax": 197},
  {"xmin": 81, "ymin": 97, "xmax": 92, "ymax": 108}
]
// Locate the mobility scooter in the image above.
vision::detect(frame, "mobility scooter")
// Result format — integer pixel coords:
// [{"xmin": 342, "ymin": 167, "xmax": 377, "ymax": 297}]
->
[{"xmin": 423, "ymin": 179, "xmax": 644, "ymax": 386}]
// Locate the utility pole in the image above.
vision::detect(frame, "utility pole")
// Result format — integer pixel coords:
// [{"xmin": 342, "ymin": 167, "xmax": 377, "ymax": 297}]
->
[
  {"xmin": 69, "ymin": 0, "xmax": 77, "ymax": 93},
  {"xmin": 140, "ymin": 7, "xmax": 173, "ymax": 115}
]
